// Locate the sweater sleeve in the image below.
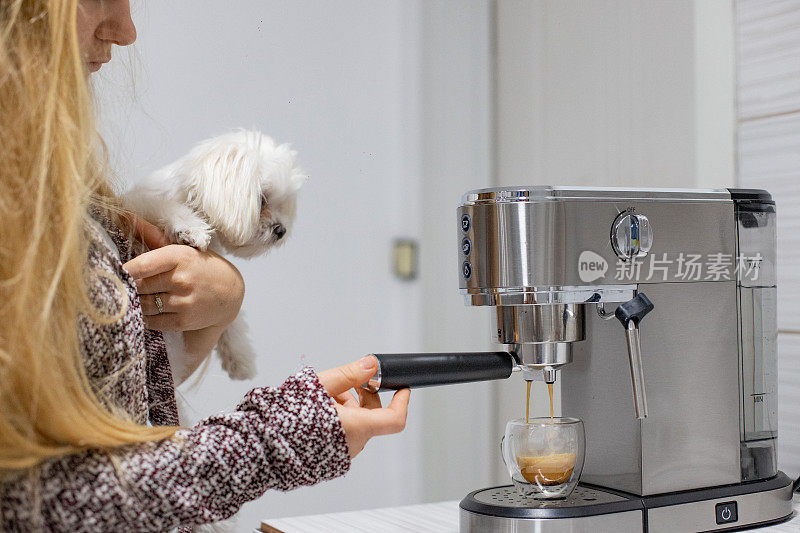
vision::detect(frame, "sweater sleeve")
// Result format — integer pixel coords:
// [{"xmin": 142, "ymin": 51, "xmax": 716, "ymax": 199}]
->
[{"xmin": 0, "ymin": 367, "xmax": 351, "ymax": 532}]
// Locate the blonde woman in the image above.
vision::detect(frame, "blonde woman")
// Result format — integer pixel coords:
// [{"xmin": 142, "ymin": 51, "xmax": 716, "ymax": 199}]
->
[{"xmin": 0, "ymin": 1, "xmax": 410, "ymax": 531}]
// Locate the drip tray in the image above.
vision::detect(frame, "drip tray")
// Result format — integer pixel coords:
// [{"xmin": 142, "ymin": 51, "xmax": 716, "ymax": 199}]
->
[
  {"xmin": 460, "ymin": 474, "xmax": 794, "ymax": 532},
  {"xmin": 462, "ymin": 484, "xmax": 642, "ymax": 520}
]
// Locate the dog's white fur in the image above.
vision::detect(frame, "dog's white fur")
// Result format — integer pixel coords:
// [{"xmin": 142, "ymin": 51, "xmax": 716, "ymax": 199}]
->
[{"xmin": 125, "ymin": 130, "xmax": 305, "ymax": 383}]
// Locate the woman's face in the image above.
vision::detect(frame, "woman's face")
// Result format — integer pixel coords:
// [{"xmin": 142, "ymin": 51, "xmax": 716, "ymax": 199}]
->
[{"xmin": 76, "ymin": 0, "xmax": 137, "ymax": 73}]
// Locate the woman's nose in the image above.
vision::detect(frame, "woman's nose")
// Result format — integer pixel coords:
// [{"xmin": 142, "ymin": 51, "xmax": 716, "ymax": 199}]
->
[{"xmin": 97, "ymin": 0, "xmax": 137, "ymax": 47}]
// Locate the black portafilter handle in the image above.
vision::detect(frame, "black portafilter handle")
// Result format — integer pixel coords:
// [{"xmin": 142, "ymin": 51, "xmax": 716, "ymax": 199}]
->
[{"xmin": 361, "ymin": 352, "xmax": 515, "ymax": 392}]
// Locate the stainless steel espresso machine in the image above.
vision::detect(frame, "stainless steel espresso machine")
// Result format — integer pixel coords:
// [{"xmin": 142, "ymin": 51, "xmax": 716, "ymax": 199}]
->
[{"xmin": 364, "ymin": 186, "xmax": 793, "ymax": 532}]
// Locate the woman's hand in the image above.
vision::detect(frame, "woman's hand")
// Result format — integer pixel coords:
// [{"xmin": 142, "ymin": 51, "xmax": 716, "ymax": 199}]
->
[
  {"xmin": 122, "ymin": 217, "xmax": 245, "ymax": 332},
  {"xmin": 317, "ymin": 356, "xmax": 410, "ymax": 459},
  {"xmin": 121, "ymin": 217, "xmax": 245, "ymax": 383}
]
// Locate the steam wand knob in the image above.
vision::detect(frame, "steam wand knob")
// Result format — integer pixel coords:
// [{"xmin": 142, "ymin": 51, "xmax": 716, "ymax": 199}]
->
[{"xmin": 615, "ymin": 293, "xmax": 654, "ymax": 420}]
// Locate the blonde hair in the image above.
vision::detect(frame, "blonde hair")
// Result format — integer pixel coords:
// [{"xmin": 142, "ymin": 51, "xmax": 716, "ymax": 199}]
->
[{"xmin": 0, "ymin": 0, "xmax": 176, "ymax": 474}]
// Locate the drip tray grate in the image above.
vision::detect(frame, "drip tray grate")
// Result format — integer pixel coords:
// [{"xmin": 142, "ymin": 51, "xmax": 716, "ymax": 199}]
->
[{"xmin": 473, "ymin": 485, "xmax": 628, "ymax": 508}]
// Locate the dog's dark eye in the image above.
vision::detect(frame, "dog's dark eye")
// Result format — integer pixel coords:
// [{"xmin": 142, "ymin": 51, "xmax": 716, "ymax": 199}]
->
[{"xmin": 273, "ymin": 223, "xmax": 287, "ymax": 239}]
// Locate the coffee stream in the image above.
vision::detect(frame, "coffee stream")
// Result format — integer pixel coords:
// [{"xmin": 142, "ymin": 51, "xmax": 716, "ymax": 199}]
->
[
  {"xmin": 525, "ymin": 381, "xmax": 532, "ymax": 423},
  {"xmin": 524, "ymin": 380, "xmax": 555, "ymax": 423}
]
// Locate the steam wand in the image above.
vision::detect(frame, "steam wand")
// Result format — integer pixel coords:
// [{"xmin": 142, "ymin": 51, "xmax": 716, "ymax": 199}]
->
[{"xmin": 614, "ymin": 293, "xmax": 654, "ymax": 420}]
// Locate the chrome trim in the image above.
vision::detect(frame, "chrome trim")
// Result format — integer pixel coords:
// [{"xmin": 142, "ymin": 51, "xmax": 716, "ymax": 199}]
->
[
  {"xmin": 361, "ymin": 356, "xmax": 381, "ymax": 393},
  {"xmin": 647, "ymin": 482, "xmax": 792, "ymax": 533},
  {"xmin": 497, "ymin": 305, "xmax": 584, "ymax": 344},
  {"xmin": 460, "ymin": 509, "xmax": 643, "ymax": 532},
  {"xmin": 462, "ymin": 286, "xmax": 637, "ymax": 306},
  {"xmin": 461, "ymin": 185, "xmax": 731, "ymax": 205},
  {"xmin": 517, "ymin": 365, "xmax": 560, "ymax": 383},
  {"xmin": 511, "ymin": 343, "xmax": 572, "ymax": 369}
]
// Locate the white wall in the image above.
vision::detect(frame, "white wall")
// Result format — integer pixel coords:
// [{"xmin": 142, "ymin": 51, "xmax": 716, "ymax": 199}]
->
[
  {"xmin": 494, "ymin": 0, "xmax": 735, "ymax": 190},
  {"xmin": 417, "ymin": 0, "xmax": 497, "ymax": 502},
  {"xmin": 694, "ymin": 1, "xmax": 736, "ymax": 189}
]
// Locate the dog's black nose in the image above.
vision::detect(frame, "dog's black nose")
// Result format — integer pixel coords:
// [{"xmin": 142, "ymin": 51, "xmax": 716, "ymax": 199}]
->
[{"xmin": 273, "ymin": 223, "xmax": 287, "ymax": 239}]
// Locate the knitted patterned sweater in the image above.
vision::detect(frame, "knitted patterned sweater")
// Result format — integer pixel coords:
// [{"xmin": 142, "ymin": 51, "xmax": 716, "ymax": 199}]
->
[{"xmin": 0, "ymin": 213, "xmax": 351, "ymax": 532}]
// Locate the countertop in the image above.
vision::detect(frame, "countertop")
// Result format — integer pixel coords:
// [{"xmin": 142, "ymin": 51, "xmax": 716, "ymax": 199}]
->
[{"xmin": 260, "ymin": 494, "xmax": 800, "ymax": 533}]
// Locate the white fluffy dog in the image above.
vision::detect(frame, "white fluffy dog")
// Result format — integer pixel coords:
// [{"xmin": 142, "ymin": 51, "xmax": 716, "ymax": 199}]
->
[{"xmin": 125, "ymin": 130, "xmax": 306, "ymax": 382}]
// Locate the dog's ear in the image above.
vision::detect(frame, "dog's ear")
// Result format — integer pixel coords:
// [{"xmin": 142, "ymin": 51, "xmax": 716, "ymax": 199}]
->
[
  {"xmin": 270, "ymin": 142, "xmax": 306, "ymax": 195},
  {"xmin": 289, "ymin": 169, "xmax": 307, "ymax": 193},
  {"xmin": 183, "ymin": 137, "xmax": 262, "ymax": 246}
]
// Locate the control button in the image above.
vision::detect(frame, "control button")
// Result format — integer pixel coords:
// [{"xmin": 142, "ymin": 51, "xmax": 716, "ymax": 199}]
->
[
  {"xmin": 461, "ymin": 214, "xmax": 471, "ymax": 233},
  {"xmin": 715, "ymin": 501, "xmax": 738, "ymax": 525},
  {"xmin": 611, "ymin": 212, "xmax": 653, "ymax": 260},
  {"xmin": 462, "ymin": 261, "xmax": 472, "ymax": 280},
  {"xmin": 461, "ymin": 237, "xmax": 471, "ymax": 256}
]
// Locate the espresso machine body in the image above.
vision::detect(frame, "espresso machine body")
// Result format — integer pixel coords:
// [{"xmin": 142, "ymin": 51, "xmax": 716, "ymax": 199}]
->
[{"xmin": 456, "ymin": 186, "xmax": 791, "ymax": 532}]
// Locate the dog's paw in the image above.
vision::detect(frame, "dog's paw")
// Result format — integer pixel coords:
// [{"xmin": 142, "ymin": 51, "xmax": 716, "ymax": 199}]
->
[
  {"xmin": 217, "ymin": 329, "xmax": 257, "ymax": 380},
  {"xmin": 219, "ymin": 349, "xmax": 256, "ymax": 380},
  {"xmin": 171, "ymin": 226, "xmax": 213, "ymax": 250},
  {"xmin": 216, "ymin": 317, "xmax": 257, "ymax": 380}
]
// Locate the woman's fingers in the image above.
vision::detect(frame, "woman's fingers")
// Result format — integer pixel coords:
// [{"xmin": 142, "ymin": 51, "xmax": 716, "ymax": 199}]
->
[
  {"xmin": 335, "ymin": 388, "xmax": 410, "ymax": 459},
  {"xmin": 141, "ymin": 312, "xmax": 184, "ymax": 332},
  {"xmin": 317, "ymin": 356, "xmax": 378, "ymax": 397},
  {"xmin": 133, "ymin": 270, "xmax": 179, "ymax": 295},
  {"xmin": 122, "ymin": 245, "xmax": 186, "ymax": 282},
  {"xmin": 333, "ymin": 392, "xmax": 349, "ymax": 405},
  {"xmin": 355, "ymin": 389, "xmax": 409, "ymax": 435},
  {"xmin": 357, "ymin": 387, "xmax": 382, "ymax": 410},
  {"xmin": 366, "ymin": 389, "xmax": 410, "ymax": 435},
  {"xmin": 334, "ymin": 391, "xmax": 359, "ymax": 408}
]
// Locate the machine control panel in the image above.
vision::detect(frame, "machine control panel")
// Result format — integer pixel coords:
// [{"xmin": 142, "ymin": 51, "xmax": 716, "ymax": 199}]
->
[
  {"xmin": 715, "ymin": 501, "xmax": 738, "ymax": 524},
  {"xmin": 611, "ymin": 212, "xmax": 653, "ymax": 260},
  {"xmin": 461, "ymin": 214, "xmax": 472, "ymax": 279}
]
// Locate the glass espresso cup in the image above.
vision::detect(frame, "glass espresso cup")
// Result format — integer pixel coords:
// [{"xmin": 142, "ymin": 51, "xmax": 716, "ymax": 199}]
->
[{"xmin": 501, "ymin": 417, "xmax": 586, "ymax": 499}]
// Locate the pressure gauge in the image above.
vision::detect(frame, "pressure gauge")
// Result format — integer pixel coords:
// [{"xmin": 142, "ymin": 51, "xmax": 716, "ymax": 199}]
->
[{"xmin": 611, "ymin": 212, "xmax": 652, "ymax": 260}]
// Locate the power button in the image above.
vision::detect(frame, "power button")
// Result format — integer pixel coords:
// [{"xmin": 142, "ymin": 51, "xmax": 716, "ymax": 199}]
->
[{"xmin": 715, "ymin": 501, "xmax": 738, "ymax": 525}]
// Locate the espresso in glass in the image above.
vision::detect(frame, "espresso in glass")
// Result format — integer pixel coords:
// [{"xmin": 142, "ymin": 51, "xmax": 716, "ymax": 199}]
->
[{"xmin": 501, "ymin": 417, "xmax": 585, "ymax": 499}]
